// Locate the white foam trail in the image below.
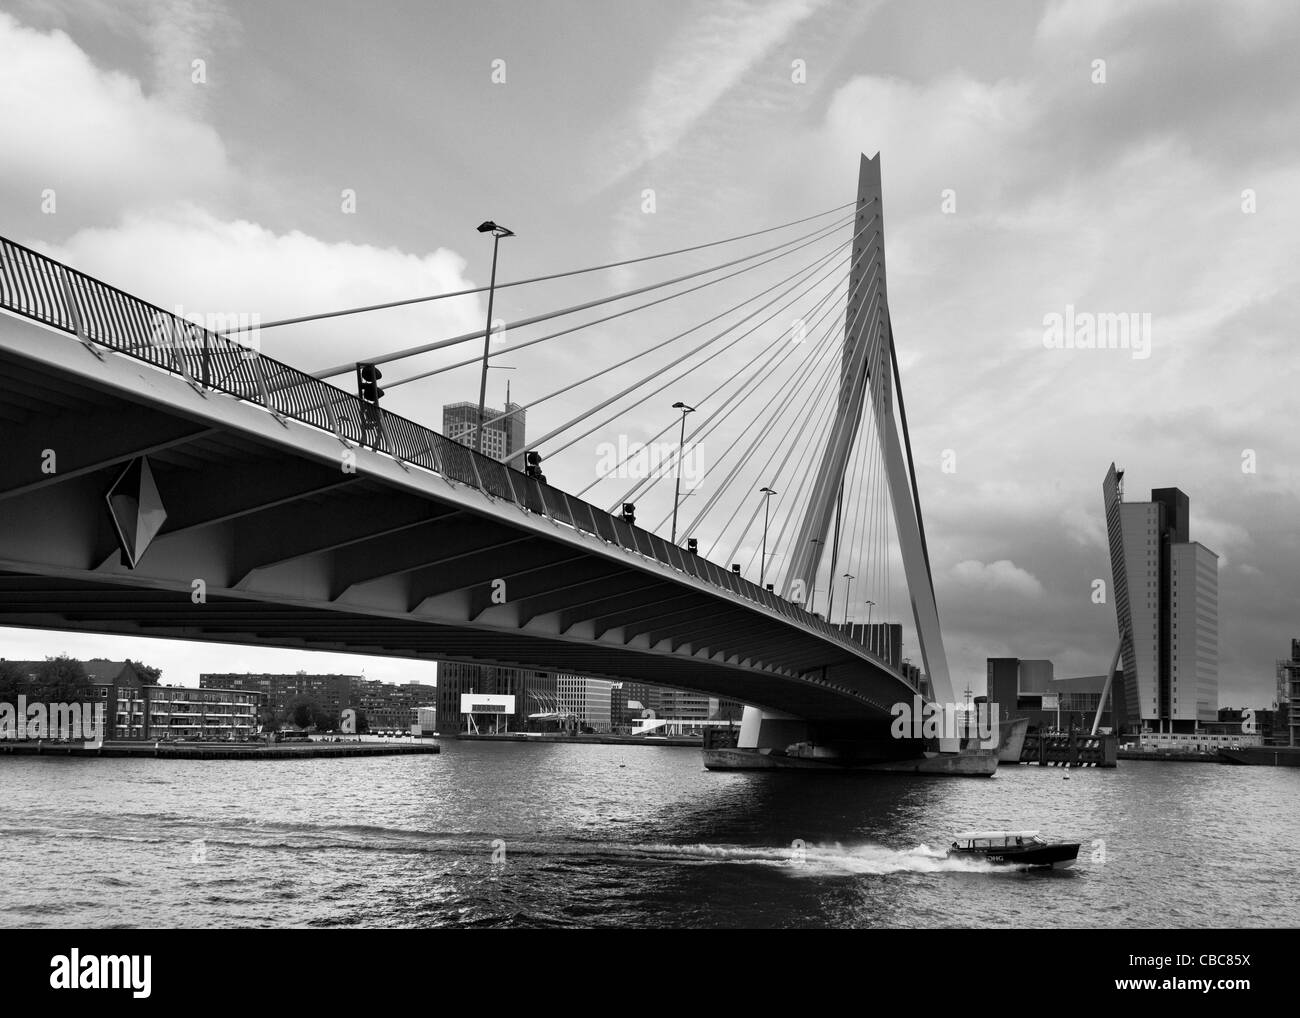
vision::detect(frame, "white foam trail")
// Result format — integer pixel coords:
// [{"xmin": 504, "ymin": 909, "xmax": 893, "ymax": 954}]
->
[{"xmin": 627, "ymin": 841, "xmax": 1008, "ymax": 876}]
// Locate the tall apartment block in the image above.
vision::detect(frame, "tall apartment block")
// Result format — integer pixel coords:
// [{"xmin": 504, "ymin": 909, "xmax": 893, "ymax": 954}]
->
[
  {"xmin": 442, "ymin": 400, "xmax": 526, "ymax": 463},
  {"xmin": 1103, "ymin": 464, "xmax": 1219, "ymax": 734}
]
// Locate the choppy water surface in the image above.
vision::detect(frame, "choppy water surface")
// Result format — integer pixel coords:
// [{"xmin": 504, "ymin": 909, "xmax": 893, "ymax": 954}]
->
[{"xmin": 1, "ymin": 741, "xmax": 1295, "ymax": 928}]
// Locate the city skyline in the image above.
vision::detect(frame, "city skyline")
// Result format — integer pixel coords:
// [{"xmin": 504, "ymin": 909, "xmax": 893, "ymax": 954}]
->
[{"xmin": 1, "ymin": 0, "xmax": 1297, "ymax": 703}]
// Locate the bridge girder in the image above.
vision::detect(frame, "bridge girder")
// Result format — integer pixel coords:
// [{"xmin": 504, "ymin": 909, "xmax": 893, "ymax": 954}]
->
[{"xmin": 0, "ymin": 303, "xmax": 921, "ymax": 725}]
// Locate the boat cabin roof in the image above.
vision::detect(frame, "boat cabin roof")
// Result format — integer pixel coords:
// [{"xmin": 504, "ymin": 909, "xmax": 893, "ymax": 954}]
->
[{"xmin": 952, "ymin": 830, "xmax": 1039, "ymax": 841}]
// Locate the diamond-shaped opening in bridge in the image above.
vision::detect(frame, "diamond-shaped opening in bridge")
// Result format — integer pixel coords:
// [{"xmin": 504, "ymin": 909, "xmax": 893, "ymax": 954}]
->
[{"xmin": 106, "ymin": 456, "xmax": 167, "ymax": 568}]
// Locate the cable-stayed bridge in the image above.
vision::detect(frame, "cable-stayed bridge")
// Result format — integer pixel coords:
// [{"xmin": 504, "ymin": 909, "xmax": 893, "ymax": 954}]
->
[{"xmin": 0, "ymin": 153, "xmax": 979, "ymax": 769}]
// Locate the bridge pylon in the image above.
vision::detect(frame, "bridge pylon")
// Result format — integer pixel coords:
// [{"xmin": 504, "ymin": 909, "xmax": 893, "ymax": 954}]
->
[{"xmin": 741, "ymin": 153, "xmax": 958, "ymax": 756}]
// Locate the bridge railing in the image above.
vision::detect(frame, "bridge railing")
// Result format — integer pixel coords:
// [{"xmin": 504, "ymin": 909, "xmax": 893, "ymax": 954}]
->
[{"xmin": 0, "ymin": 234, "xmax": 896, "ymax": 673}]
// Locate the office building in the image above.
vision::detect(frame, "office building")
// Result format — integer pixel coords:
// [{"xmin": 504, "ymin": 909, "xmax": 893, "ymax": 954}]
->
[
  {"xmin": 436, "ymin": 662, "xmax": 556, "ymax": 731},
  {"xmin": 556, "ymin": 674, "xmax": 614, "ymax": 732},
  {"xmin": 1103, "ymin": 464, "xmax": 1219, "ymax": 733},
  {"xmin": 442, "ymin": 399, "xmax": 526, "ymax": 463}
]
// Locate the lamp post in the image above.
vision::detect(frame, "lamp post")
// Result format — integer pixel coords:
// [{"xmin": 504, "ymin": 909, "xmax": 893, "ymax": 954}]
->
[
  {"xmin": 842, "ymin": 573, "xmax": 855, "ymax": 626},
  {"xmin": 759, "ymin": 486, "xmax": 777, "ymax": 586},
  {"xmin": 865, "ymin": 599, "xmax": 876, "ymax": 653},
  {"xmin": 670, "ymin": 401, "xmax": 695, "ymax": 543},
  {"xmin": 475, "ymin": 221, "xmax": 514, "ymax": 455}
]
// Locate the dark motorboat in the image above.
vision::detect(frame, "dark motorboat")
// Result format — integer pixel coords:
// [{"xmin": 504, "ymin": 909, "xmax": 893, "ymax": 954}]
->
[{"xmin": 948, "ymin": 830, "xmax": 1080, "ymax": 868}]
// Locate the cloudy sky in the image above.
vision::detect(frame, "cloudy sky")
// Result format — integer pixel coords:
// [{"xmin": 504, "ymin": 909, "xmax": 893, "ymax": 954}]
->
[{"xmin": 1, "ymin": 0, "xmax": 1297, "ymax": 703}]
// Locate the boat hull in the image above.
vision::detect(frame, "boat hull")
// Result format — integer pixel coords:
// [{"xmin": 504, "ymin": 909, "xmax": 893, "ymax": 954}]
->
[
  {"xmin": 950, "ymin": 842, "xmax": 1080, "ymax": 867},
  {"xmin": 1218, "ymin": 746, "xmax": 1300, "ymax": 767}
]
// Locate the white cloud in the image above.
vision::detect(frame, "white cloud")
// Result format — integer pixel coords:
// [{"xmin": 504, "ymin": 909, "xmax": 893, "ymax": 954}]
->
[
  {"xmin": 0, "ymin": 11, "xmax": 232, "ymax": 216},
  {"xmin": 950, "ymin": 558, "xmax": 1045, "ymax": 598},
  {"xmin": 595, "ymin": 0, "xmax": 831, "ymax": 189},
  {"xmin": 1060, "ymin": 504, "xmax": 1107, "ymax": 550},
  {"xmin": 42, "ymin": 206, "xmax": 485, "ymax": 417}
]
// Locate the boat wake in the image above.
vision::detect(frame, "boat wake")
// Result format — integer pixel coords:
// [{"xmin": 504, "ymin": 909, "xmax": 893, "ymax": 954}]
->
[{"xmin": 624, "ymin": 841, "xmax": 1011, "ymax": 876}]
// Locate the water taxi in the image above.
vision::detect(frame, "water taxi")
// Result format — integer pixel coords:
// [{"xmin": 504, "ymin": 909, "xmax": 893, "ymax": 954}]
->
[{"xmin": 948, "ymin": 830, "xmax": 1079, "ymax": 867}]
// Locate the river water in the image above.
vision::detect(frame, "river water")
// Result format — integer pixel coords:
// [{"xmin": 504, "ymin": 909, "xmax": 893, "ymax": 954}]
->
[{"xmin": 1, "ymin": 741, "xmax": 1295, "ymax": 928}]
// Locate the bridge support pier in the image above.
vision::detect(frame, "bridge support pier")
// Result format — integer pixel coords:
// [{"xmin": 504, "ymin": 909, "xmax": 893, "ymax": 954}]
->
[{"xmin": 736, "ymin": 706, "xmax": 808, "ymax": 750}]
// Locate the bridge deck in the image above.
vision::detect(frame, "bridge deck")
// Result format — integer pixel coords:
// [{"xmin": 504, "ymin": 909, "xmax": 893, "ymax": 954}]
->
[{"xmin": 0, "ymin": 236, "xmax": 920, "ymax": 723}]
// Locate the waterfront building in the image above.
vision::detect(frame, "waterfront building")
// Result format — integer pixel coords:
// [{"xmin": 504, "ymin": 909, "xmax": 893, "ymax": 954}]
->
[
  {"xmin": 1103, "ymin": 464, "xmax": 1219, "ymax": 734},
  {"xmin": 198, "ymin": 673, "xmax": 435, "ymax": 731},
  {"xmin": 610, "ymin": 683, "xmax": 632, "ymax": 733},
  {"xmin": 436, "ymin": 663, "xmax": 556, "ymax": 731},
  {"xmin": 144, "ymin": 684, "xmax": 262, "ymax": 740},
  {"xmin": 985, "ymin": 657, "xmax": 1118, "ymax": 733},
  {"xmin": 350, "ymin": 679, "xmax": 439, "ymax": 732},
  {"xmin": 5, "ymin": 659, "xmax": 261, "ymax": 740},
  {"xmin": 556, "ymin": 674, "xmax": 614, "ymax": 732},
  {"xmin": 199, "ymin": 672, "xmax": 353, "ymax": 717}
]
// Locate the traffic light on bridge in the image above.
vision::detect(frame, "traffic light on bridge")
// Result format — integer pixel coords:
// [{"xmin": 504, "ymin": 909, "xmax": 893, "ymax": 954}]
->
[{"xmin": 355, "ymin": 362, "xmax": 384, "ymax": 426}]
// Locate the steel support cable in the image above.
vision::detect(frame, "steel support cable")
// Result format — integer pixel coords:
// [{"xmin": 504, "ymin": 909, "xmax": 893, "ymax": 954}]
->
[
  {"xmin": 684, "ymin": 320, "xmax": 848, "ymax": 553},
  {"xmin": 759, "ymin": 377, "xmax": 848, "ymax": 599},
  {"xmin": 822, "ymin": 375, "xmax": 873, "ymax": 623},
  {"xmin": 646, "ymin": 234, "xmax": 877, "ymax": 499},
  {"xmin": 666, "ymin": 301, "xmax": 849, "ymax": 546},
  {"xmin": 687, "ymin": 330, "xmax": 849, "ymax": 553},
  {"xmin": 710, "ymin": 266, "xmax": 876, "ymax": 563},
  {"xmin": 833, "ymin": 385, "xmax": 876, "ymax": 623},
  {"xmin": 737, "ymin": 378, "xmax": 844, "ymax": 581},
  {"xmin": 844, "ymin": 329, "xmax": 886, "ymax": 601},
  {"xmin": 860, "ymin": 321, "xmax": 890, "ymax": 623},
  {"xmin": 739, "ymin": 254, "xmax": 881, "ymax": 584},
  {"xmin": 310, "ymin": 207, "xmax": 865, "ymax": 379},
  {"xmin": 590, "ymin": 231, "xmax": 873, "ymax": 509},
  {"xmin": 728, "ymin": 344, "xmax": 848, "ymax": 572},
  {"xmin": 605, "ymin": 283, "xmax": 842, "ymax": 516},
  {"xmin": 222, "ymin": 200, "xmax": 862, "ymax": 338},
  {"xmin": 856, "ymin": 400, "xmax": 886, "ymax": 631},
  {"xmin": 539, "ymin": 263, "xmax": 845, "ymax": 503},
  {"xmin": 508, "ymin": 229, "xmax": 863, "ymax": 466},
  {"xmin": 675, "ymin": 251, "xmax": 882, "ymax": 543},
  {"xmin": 758, "ymin": 271, "xmax": 883, "ymax": 563},
  {"xmin": 861, "ymin": 390, "xmax": 885, "ymax": 619},
  {"xmin": 605, "ymin": 265, "xmax": 852, "ymax": 513},
  {"xmin": 769, "ymin": 286, "xmax": 885, "ymax": 601},
  {"xmin": 474, "ymin": 216, "xmax": 865, "ymax": 427},
  {"xmin": 386, "ymin": 210, "xmax": 863, "ymax": 393},
  {"xmin": 873, "ymin": 351, "xmax": 893, "ymax": 638}
]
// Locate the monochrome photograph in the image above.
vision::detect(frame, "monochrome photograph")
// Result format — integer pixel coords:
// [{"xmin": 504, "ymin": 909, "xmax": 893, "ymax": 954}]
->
[{"xmin": 0, "ymin": 0, "xmax": 1294, "ymax": 994}]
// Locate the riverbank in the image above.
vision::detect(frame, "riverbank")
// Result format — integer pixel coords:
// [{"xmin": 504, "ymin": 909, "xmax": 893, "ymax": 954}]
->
[
  {"xmin": 1116, "ymin": 748, "xmax": 1220, "ymax": 763},
  {"xmin": 0, "ymin": 739, "xmax": 440, "ymax": 759},
  {"xmin": 453, "ymin": 732, "xmax": 702, "ymax": 747}
]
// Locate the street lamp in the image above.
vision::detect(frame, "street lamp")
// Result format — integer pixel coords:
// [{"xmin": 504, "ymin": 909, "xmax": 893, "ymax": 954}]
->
[
  {"xmin": 475, "ymin": 220, "xmax": 515, "ymax": 456},
  {"xmin": 865, "ymin": 599, "xmax": 876, "ymax": 653},
  {"xmin": 842, "ymin": 573, "xmax": 855, "ymax": 626},
  {"xmin": 759, "ymin": 486, "xmax": 777, "ymax": 586},
  {"xmin": 670, "ymin": 401, "xmax": 695, "ymax": 543}
]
